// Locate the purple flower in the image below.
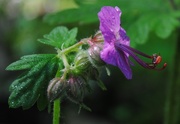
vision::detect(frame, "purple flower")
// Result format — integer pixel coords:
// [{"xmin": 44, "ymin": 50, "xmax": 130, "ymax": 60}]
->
[{"xmin": 98, "ymin": 6, "xmax": 166, "ymax": 79}]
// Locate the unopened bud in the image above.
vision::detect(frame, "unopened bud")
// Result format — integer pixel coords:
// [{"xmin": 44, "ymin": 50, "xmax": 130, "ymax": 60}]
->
[
  {"xmin": 73, "ymin": 50, "xmax": 91, "ymax": 74},
  {"xmin": 88, "ymin": 42, "xmax": 105, "ymax": 67},
  {"xmin": 47, "ymin": 77, "xmax": 66, "ymax": 102},
  {"xmin": 66, "ymin": 75, "xmax": 88, "ymax": 101}
]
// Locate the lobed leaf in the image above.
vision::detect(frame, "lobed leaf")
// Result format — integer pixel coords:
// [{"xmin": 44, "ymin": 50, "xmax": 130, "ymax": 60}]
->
[
  {"xmin": 153, "ymin": 14, "xmax": 180, "ymax": 38},
  {"xmin": 38, "ymin": 26, "xmax": 78, "ymax": 49},
  {"xmin": 127, "ymin": 15, "xmax": 151, "ymax": 44},
  {"xmin": 6, "ymin": 54, "xmax": 56, "ymax": 71},
  {"xmin": 43, "ymin": 0, "xmax": 180, "ymax": 45},
  {"xmin": 8, "ymin": 56, "xmax": 59, "ymax": 110},
  {"xmin": 127, "ymin": 11, "xmax": 180, "ymax": 44}
]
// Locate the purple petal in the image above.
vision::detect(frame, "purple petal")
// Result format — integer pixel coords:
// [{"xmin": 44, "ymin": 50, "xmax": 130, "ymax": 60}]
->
[
  {"xmin": 98, "ymin": 6, "xmax": 132, "ymax": 79},
  {"xmin": 119, "ymin": 28, "xmax": 130, "ymax": 46},
  {"xmin": 118, "ymin": 28, "xmax": 130, "ymax": 57},
  {"xmin": 100, "ymin": 43, "xmax": 132, "ymax": 79},
  {"xmin": 116, "ymin": 48, "xmax": 132, "ymax": 79},
  {"xmin": 98, "ymin": 6, "xmax": 121, "ymax": 43},
  {"xmin": 100, "ymin": 43, "xmax": 118, "ymax": 66}
]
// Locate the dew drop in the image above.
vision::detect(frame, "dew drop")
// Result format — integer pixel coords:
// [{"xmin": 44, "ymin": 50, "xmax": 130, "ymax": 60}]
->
[
  {"xmin": 11, "ymin": 101, "xmax": 15, "ymax": 107},
  {"xmin": 110, "ymin": 28, "xmax": 113, "ymax": 32}
]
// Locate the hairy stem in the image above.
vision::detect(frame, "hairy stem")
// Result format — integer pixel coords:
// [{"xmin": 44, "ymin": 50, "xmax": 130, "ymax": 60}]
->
[
  {"xmin": 61, "ymin": 38, "xmax": 89, "ymax": 54},
  {"xmin": 52, "ymin": 38, "xmax": 90, "ymax": 124},
  {"xmin": 53, "ymin": 99, "xmax": 61, "ymax": 124},
  {"xmin": 57, "ymin": 38, "xmax": 89, "ymax": 74},
  {"xmin": 52, "ymin": 67, "xmax": 62, "ymax": 124},
  {"xmin": 164, "ymin": 28, "xmax": 180, "ymax": 124}
]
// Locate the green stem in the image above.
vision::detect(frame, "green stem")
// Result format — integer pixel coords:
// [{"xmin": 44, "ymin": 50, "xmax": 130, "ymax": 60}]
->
[
  {"xmin": 57, "ymin": 38, "xmax": 89, "ymax": 75},
  {"xmin": 52, "ymin": 38, "xmax": 90, "ymax": 124},
  {"xmin": 61, "ymin": 53, "xmax": 70, "ymax": 69},
  {"xmin": 61, "ymin": 38, "xmax": 89, "ymax": 54},
  {"xmin": 164, "ymin": 28, "xmax": 180, "ymax": 124},
  {"xmin": 53, "ymin": 99, "xmax": 61, "ymax": 124},
  {"xmin": 52, "ymin": 67, "xmax": 62, "ymax": 124}
]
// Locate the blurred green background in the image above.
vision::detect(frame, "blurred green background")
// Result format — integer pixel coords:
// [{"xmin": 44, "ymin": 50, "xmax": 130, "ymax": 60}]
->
[{"xmin": 1, "ymin": 0, "xmax": 180, "ymax": 124}]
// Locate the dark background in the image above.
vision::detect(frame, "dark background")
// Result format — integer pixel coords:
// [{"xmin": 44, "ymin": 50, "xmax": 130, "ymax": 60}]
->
[{"xmin": 1, "ymin": 0, "xmax": 180, "ymax": 124}]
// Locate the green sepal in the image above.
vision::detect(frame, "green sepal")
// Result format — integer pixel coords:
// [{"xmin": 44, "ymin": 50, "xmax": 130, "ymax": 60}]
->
[
  {"xmin": 8, "ymin": 55, "xmax": 59, "ymax": 110},
  {"xmin": 66, "ymin": 93, "xmax": 92, "ymax": 113},
  {"xmin": 96, "ymin": 79, "xmax": 107, "ymax": 91},
  {"xmin": 38, "ymin": 26, "xmax": 78, "ymax": 49},
  {"xmin": 78, "ymin": 103, "xmax": 92, "ymax": 114},
  {"xmin": 6, "ymin": 54, "xmax": 56, "ymax": 71}
]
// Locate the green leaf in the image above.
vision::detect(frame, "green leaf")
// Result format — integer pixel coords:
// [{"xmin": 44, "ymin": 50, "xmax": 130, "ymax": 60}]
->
[
  {"xmin": 44, "ymin": 0, "xmax": 123, "ymax": 25},
  {"xmin": 127, "ymin": 10, "xmax": 180, "ymax": 44},
  {"xmin": 127, "ymin": 15, "xmax": 151, "ymax": 44},
  {"xmin": 63, "ymin": 27, "xmax": 78, "ymax": 48},
  {"xmin": 43, "ymin": 6, "xmax": 100, "ymax": 25},
  {"xmin": 6, "ymin": 54, "xmax": 56, "ymax": 71},
  {"xmin": 8, "ymin": 56, "xmax": 59, "ymax": 110},
  {"xmin": 43, "ymin": 0, "xmax": 163, "ymax": 26},
  {"xmin": 38, "ymin": 26, "xmax": 78, "ymax": 49},
  {"xmin": 153, "ymin": 14, "xmax": 180, "ymax": 38},
  {"xmin": 74, "ymin": 0, "xmax": 97, "ymax": 5},
  {"xmin": 37, "ymin": 58, "xmax": 59, "ymax": 111}
]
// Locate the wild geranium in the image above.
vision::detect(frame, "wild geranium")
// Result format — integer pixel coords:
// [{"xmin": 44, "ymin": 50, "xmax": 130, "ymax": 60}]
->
[
  {"xmin": 98, "ymin": 6, "xmax": 166, "ymax": 79},
  {"xmin": 6, "ymin": 5, "xmax": 167, "ymax": 124}
]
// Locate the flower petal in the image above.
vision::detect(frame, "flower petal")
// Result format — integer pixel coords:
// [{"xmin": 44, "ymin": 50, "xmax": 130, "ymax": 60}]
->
[
  {"xmin": 98, "ymin": 6, "xmax": 132, "ymax": 79},
  {"xmin": 98, "ymin": 6, "xmax": 121, "ymax": 43},
  {"xmin": 100, "ymin": 43, "xmax": 118, "ymax": 66},
  {"xmin": 100, "ymin": 43, "xmax": 132, "ymax": 79},
  {"xmin": 116, "ymin": 48, "xmax": 132, "ymax": 79},
  {"xmin": 119, "ymin": 28, "xmax": 130, "ymax": 46}
]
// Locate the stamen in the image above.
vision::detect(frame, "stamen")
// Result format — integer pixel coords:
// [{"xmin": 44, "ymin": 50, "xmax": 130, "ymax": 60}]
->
[
  {"xmin": 118, "ymin": 43, "xmax": 152, "ymax": 58},
  {"xmin": 148, "ymin": 63, "xmax": 167, "ymax": 70},
  {"xmin": 152, "ymin": 54, "xmax": 162, "ymax": 64},
  {"xmin": 115, "ymin": 42, "xmax": 167, "ymax": 70},
  {"xmin": 115, "ymin": 43, "xmax": 151, "ymax": 69},
  {"xmin": 148, "ymin": 54, "xmax": 166, "ymax": 70}
]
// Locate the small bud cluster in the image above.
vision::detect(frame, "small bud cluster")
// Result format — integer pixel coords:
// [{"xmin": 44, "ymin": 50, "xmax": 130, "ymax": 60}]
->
[
  {"xmin": 47, "ymin": 75, "xmax": 89, "ymax": 103},
  {"xmin": 47, "ymin": 31, "xmax": 106, "ymax": 106}
]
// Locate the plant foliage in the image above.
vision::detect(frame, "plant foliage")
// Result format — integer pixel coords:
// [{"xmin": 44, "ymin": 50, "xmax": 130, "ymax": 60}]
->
[
  {"xmin": 6, "ymin": 27, "xmax": 78, "ymax": 110},
  {"xmin": 44, "ymin": 0, "xmax": 180, "ymax": 45}
]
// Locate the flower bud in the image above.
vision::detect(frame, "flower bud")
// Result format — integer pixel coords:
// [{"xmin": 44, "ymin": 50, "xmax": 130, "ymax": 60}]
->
[
  {"xmin": 88, "ymin": 42, "xmax": 105, "ymax": 67},
  {"xmin": 66, "ymin": 75, "xmax": 88, "ymax": 101},
  {"xmin": 47, "ymin": 77, "xmax": 66, "ymax": 102},
  {"xmin": 73, "ymin": 50, "xmax": 91, "ymax": 74}
]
